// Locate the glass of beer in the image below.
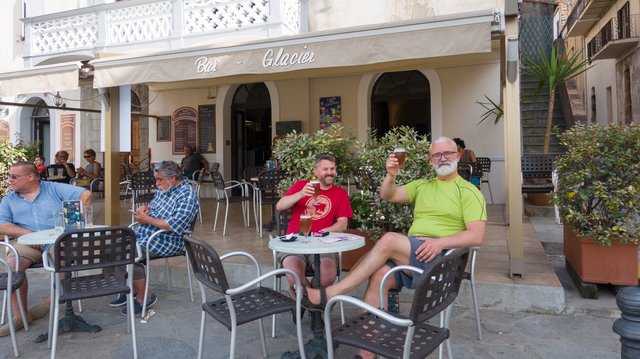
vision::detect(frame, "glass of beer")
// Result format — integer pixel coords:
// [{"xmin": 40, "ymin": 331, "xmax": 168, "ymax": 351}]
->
[
  {"xmin": 299, "ymin": 214, "xmax": 312, "ymax": 240},
  {"xmin": 310, "ymin": 180, "xmax": 320, "ymax": 198},
  {"xmin": 394, "ymin": 147, "xmax": 406, "ymax": 166}
]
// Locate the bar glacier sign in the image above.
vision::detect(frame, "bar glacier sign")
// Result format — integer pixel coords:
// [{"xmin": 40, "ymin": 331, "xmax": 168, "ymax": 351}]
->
[
  {"xmin": 263, "ymin": 46, "xmax": 315, "ymax": 68},
  {"xmin": 195, "ymin": 56, "xmax": 219, "ymax": 74}
]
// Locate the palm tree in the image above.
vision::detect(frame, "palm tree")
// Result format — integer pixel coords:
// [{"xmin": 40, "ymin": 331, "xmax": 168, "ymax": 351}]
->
[{"xmin": 523, "ymin": 45, "xmax": 591, "ymax": 153}]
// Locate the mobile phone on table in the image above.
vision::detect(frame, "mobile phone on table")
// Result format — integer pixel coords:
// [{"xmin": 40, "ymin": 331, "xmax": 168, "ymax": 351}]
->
[{"xmin": 312, "ymin": 231, "xmax": 329, "ymax": 237}]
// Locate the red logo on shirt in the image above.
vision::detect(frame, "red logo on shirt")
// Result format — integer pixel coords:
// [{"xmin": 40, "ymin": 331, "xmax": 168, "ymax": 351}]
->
[{"xmin": 305, "ymin": 195, "xmax": 332, "ymax": 221}]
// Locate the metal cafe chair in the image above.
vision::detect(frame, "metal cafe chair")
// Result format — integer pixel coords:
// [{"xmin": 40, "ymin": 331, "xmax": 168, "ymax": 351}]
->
[
  {"xmin": 183, "ymin": 235, "xmax": 306, "ymax": 359},
  {"xmin": 42, "ymin": 226, "xmax": 138, "ymax": 359},
  {"xmin": 210, "ymin": 171, "xmax": 252, "ymax": 236},
  {"xmin": 129, "ymin": 170, "xmax": 156, "ymax": 222},
  {"xmin": 476, "ymin": 157, "xmax": 493, "ymax": 204},
  {"xmin": 255, "ymin": 169, "xmax": 287, "ymax": 237},
  {"xmin": 323, "ymin": 248, "xmax": 469, "ymax": 359},
  {"xmin": 1, "ymin": 235, "xmax": 36, "ymax": 330},
  {"xmin": 0, "ymin": 243, "xmax": 29, "ymax": 358},
  {"xmin": 128, "ymin": 211, "xmax": 199, "ymax": 318},
  {"xmin": 457, "ymin": 163, "xmax": 473, "ymax": 182}
]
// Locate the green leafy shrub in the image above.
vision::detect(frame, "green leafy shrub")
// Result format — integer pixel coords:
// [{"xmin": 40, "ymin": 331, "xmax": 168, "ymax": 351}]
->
[
  {"xmin": 350, "ymin": 126, "xmax": 433, "ymax": 240},
  {"xmin": 272, "ymin": 124, "xmax": 357, "ymax": 192},
  {"xmin": 553, "ymin": 124, "xmax": 640, "ymax": 245},
  {"xmin": 0, "ymin": 140, "xmax": 30, "ymax": 197}
]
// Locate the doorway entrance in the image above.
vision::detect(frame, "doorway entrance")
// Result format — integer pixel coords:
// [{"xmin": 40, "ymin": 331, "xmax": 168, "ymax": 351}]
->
[
  {"xmin": 371, "ymin": 70, "xmax": 431, "ymax": 139},
  {"xmin": 231, "ymin": 83, "xmax": 272, "ymax": 181},
  {"xmin": 32, "ymin": 100, "xmax": 51, "ymax": 163}
]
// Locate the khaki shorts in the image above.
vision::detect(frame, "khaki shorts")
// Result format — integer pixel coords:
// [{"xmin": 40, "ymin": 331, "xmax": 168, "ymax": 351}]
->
[
  {"xmin": 7, "ymin": 242, "xmax": 52, "ymax": 263},
  {"xmin": 277, "ymin": 252, "xmax": 339, "ymax": 270}
]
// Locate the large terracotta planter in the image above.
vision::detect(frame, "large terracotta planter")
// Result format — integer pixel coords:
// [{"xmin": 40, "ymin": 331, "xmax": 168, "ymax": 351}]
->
[
  {"xmin": 527, "ymin": 192, "xmax": 551, "ymax": 206},
  {"xmin": 563, "ymin": 225, "xmax": 639, "ymax": 285},
  {"xmin": 341, "ymin": 229, "xmax": 376, "ymax": 271}
]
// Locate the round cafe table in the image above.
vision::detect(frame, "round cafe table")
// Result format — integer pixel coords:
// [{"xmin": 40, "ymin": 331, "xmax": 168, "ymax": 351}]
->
[
  {"xmin": 18, "ymin": 226, "xmax": 106, "ymax": 343},
  {"xmin": 270, "ymin": 232, "xmax": 364, "ymax": 359}
]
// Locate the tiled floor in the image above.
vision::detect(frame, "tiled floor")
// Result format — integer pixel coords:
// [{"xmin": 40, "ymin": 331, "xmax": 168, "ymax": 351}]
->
[{"xmin": 95, "ymin": 195, "xmax": 560, "ymax": 291}]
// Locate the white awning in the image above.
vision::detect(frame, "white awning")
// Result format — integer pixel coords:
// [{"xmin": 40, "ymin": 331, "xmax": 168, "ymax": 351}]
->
[
  {"xmin": 93, "ymin": 10, "xmax": 494, "ymax": 88},
  {"xmin": 0, "ymin": 62, "xmax": 81, "ymax": 97}
]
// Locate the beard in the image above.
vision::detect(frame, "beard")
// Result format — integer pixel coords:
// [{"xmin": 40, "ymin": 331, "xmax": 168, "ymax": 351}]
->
[{"xmin": 431, "ymin": 159, "xmax": 458, "ymax": 176}]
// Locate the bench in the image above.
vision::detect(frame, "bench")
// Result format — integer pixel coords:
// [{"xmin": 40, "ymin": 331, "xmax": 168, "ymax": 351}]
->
[{"xmin": 521, "ymin": 154, "xmax": 555, "ymax": 193}]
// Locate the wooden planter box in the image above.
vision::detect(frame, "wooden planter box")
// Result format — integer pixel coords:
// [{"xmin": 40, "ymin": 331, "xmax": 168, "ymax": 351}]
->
[
  {"xmin": 563, "ymin": 225, "xmax": 639, "ymax": 285},
  {"xmin": 341, "ymin": 229, "xmax": 376, "ymax": 271}
]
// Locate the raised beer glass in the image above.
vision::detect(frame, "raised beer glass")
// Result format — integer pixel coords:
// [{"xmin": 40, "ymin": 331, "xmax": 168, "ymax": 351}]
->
[{"xmin": 394, "ymin": 147, "xmax": 406, "ymax": 167}]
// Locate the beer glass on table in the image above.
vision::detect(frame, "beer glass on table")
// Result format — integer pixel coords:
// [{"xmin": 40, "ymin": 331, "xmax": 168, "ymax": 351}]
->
[{"xmin": 299, "ymin": 214, "xmax": 312, "ymax": 242}]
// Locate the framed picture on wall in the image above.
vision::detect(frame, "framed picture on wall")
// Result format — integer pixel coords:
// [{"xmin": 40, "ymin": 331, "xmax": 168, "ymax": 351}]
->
[
  {"xmin": 157, "ymin": 116, "xmax": 171, "ymax": 142},
  {"xmin": 172, "ymin": 107, "xmax": 198, "ymax": 155},
  {"xmin": 319, "ymin": 96, "xmax": 341, "ymax": 129}
]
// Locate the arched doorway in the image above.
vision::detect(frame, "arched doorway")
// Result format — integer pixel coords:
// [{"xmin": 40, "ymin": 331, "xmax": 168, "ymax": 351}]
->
[
  {"xmin": 371, "ymin": 70, "xmax": 431, "ymax": 138},
  {"xmin": 231, "ymin": 83, "xmax": 272, "ymax": 181}
]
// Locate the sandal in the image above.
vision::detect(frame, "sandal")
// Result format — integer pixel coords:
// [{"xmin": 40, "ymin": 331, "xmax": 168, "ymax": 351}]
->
[{"xmin": 301, "ymin": 286, "xmax": 327, "ymax": 312}]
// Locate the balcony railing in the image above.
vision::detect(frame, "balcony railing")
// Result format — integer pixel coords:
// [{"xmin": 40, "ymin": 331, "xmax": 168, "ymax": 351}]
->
[
  {"xmin": 23, "ymin": 0, "xmax": 307, "ymax": 65},
  {"xmin": 588, "ymin": 13, "xmax": 639, "ymax": 61},
  {"xmin": 564, "ymin": 0, "xmax": 616, "ymax": 37}
]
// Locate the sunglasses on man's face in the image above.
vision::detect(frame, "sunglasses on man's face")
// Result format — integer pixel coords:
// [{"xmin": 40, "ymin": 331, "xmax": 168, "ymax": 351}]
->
[
  {"xmin": 84, "ymin": 155, "xmax": 92, "ymax": 158},
  {"xmin": 7, "ymin": 173, "xmax": 31, "ymax": 180}
]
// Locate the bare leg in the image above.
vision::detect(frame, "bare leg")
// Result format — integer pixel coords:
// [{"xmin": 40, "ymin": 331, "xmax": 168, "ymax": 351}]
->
[
  {"xmin": 8, "ymin": 256, "xmax": 32, "ymax": 318},
  {"xmin": 307, "ymin": 232, "xmax": 411, "ymax": 304},
  {"xmin": 282, "ymin": 256, "xmax": 312, "ymax": 288},
  {"xmin": 132, "ymin": 279, "xmax": 148, "ymax": 303},
  {"xmin": 312, "ymin": 258, "xmax": 337, "ymax": 288}
]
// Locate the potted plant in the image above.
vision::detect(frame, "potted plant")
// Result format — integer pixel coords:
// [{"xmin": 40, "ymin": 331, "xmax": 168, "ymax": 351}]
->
[{"xmin": 553, "ymin": 123, "xmax": 640, "ymax": 286}]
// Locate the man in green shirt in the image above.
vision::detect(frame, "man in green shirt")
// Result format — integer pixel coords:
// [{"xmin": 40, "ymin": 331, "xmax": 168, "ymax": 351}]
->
[{"xmin": 303, "ymin": 136, "xmax": 486, "ymax": 311}]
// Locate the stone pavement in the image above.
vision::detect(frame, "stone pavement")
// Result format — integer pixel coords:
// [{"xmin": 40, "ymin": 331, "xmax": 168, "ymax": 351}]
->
[
  {"xmin": 1, "ymin": 265, "xmax": 622, "ymax": 359},
  {"xmin": 1, "ymin": 215, "xmax": 625, "ymax": 358}
]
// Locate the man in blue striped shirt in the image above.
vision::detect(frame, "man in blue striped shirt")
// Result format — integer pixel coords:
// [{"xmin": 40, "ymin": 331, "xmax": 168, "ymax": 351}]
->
[{"xmin": 112, "ymin": 161, "xmax": 199, "ymax": 316}]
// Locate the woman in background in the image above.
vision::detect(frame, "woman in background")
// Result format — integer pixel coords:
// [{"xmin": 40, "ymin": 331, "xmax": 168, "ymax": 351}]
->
[
  {"xmin": 76, "ymin": 149, "xmax": 102, "ymax": 182},
  {"xmin": 453, "ymin": 137, "xmax": 481, "ymax": 187}
]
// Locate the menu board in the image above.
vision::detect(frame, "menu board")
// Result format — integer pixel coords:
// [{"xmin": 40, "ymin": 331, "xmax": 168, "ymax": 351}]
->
[
  {"xmin": 172, "ymin": 107, "xmax": 198, "ymax": 155},
  {"xmin": 199, "ymin": 105, "xmax": 215, "ymax": 153},
  {"xmin": 157, "ymin": 116, "xmax": 171, "ymax": 142},
  {"xmin": 60, "ymin": 114, "xmax": 76, "ymax": 162}
]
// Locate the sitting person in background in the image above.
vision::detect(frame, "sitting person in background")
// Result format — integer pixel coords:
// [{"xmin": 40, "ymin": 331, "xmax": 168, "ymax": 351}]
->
[
  {"xmin": 109, "ymin": 161, "xmax": 199, "ymax": 316},
  {"xmin": 45, "ymin": 150, "xmax": 76, "ymax": 183},
  {"xmin": 180, "ymin": 145, "xmax": 208, "ymax": 180},
  {"xmin": 0, "ymin": 161, "xmax": 91, "ymax": 336},
  {"xmin": 34, "ymin": 155, "xmax": 46, "ymax": 177},
  {"xmin": 275, "ymin": 153, "xmax": 353, "ymax": 294},
  {"xmin": 453, "ymin": 137, "xmax": 480, "ymax": 186},
  {"xmin": 75, "ymin": 149, "xmax": 102, "ymax": 187}
]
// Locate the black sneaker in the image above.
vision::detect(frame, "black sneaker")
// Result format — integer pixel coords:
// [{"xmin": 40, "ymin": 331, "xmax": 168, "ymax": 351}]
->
[
  {"xmin": 109, "ymin": 293, "xmax": 128, "ymax": 307},
  {"xmin": 121, "ymin": 294, "xmax": 158, "ymax": 317}
]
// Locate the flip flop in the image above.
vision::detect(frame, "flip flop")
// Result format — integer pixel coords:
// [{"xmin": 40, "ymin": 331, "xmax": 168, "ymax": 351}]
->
[{"xmin": 301, "ymin": 286, "xmax": 326, "ymax": 312}]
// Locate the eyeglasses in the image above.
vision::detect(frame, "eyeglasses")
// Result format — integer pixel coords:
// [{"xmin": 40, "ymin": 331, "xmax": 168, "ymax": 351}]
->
[
  {"xmin": 429, "ymin": 151, "xmax": 457, "ymax": 160},
  {"xmin": 7, "ymin": 173, "xmax": 31, "ymax": 180},
  {"xmin": 84, "ymin": 155, "xmax": 92, "ymax": 158}
]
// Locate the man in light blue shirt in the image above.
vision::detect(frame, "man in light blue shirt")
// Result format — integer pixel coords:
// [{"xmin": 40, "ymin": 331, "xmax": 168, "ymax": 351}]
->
[{"xmin": 0, "ymin": 161, "xmax": 91, "ymax": 336}]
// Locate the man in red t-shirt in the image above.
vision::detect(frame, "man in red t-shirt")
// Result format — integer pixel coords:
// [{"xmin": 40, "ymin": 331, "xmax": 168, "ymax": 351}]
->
[{"xmin": 276, "ymin": 153, "xmax": 353, "ymax": 290}]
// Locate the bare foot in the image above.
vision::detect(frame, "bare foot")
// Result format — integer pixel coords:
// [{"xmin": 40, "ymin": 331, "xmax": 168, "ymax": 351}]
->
[{"xmin": 305, "ymin": 287, "xmax": 322, "ymax": 305}]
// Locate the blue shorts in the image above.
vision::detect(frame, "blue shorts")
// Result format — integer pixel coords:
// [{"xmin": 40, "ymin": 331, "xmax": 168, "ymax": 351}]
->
[{"xmin": 385, "ymin": 236, "xmax": 445, "ymax": 290}]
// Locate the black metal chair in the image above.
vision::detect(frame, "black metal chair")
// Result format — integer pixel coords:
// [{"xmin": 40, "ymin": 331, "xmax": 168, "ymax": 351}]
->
[
  {"xmin": 42, "ymin": 226, "xmax": 138, "ymax": 359},
  {"xmin": 0, "ymin": 243, "xmax": 29, "ymax": 358},
  {"xmin": 130, "ymin": 170, "xmax": 156, "ymax": 221},
  {"xmin": 183, "ymin": 235, "xmax": 306, "ymax": 359},
  {"xmin": 476, "ymin": 157, "xmax": 493, "ymax": 203},
  {"xmin": 457, "ymin": 163, "xmax": 473, "ymax": 182},
  {"xmin": 323, "ymin": 248, "xmax": 469, "ymax": 359},
  {"xmin": 255, "ymin": 169, "xmax": 287, "ymax": 237},
  {"xmin": 210, "ymin": 171, "xmax": 252, "ymax": 236}
]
